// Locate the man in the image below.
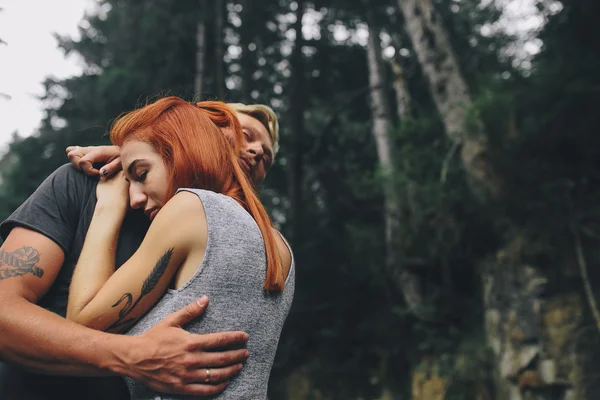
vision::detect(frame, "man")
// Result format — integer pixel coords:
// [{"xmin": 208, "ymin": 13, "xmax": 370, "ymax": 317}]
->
[{"xmin": 0, "ymin": 102, "xmax": 279, "ymax": 399}]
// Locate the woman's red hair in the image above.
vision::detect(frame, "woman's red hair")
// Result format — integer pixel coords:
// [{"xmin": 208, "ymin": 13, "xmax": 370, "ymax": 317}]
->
[{"xmin": 110, "ymin": 96, "xmax": 284, "ymax": 291}]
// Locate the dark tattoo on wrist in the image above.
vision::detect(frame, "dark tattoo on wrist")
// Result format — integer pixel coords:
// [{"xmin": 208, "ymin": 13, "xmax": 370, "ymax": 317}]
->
[
  {"xmin": 0, "ymin": 246, "xmax": 44, "ymax": 280},
  {"xmin": 106, "ymin": 248, "xmax": 174, "ymax": 333}
]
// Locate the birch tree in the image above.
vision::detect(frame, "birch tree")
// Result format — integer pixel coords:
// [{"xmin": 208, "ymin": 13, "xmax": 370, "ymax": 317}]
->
[
  {"xmin": 397, "ymin": 0, "xmax": 502, "ymax": 201},
  {"xmin": 194, "ymin": 1, "xmax": 206, "ymax": 96},
  {"xmin": 214, "ymin": 0, "xmax": 226, "ymax": 98},
  {"xmin": 288, "ymin": 0, "xmax": 306, "ymax": 245},
  {"xmin": 366, "ymin": 8, "xmax": 427, "ymax": 319}
]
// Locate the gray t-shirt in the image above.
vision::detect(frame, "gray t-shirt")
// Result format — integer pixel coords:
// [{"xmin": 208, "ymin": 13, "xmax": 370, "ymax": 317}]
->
[{"xmin": 0, "ymin": 164, "xmax": 149, "ymax": 400}]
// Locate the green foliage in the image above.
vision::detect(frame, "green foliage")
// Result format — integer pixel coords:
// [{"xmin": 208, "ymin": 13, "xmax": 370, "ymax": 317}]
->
[{"xmin": 3, "ymin": 0, "xmax": 600, "ymax": 397}]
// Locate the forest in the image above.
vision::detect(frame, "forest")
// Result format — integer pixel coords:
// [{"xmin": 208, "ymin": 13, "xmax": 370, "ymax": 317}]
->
[{"xmin": 1, "ymin": 0, "xmax": 600, "ymax": 399}]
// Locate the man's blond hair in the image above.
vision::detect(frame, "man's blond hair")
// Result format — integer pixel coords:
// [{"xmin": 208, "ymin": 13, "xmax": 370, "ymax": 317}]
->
[{"xmin": 228, "ymin": 103, "xmax": 280, "ymax": 156}]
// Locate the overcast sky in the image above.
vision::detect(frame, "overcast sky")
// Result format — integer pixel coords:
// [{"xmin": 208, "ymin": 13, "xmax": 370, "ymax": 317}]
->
[{"xmin": 0, "ymin": 0, "xmax": 90, "ymax": 150}]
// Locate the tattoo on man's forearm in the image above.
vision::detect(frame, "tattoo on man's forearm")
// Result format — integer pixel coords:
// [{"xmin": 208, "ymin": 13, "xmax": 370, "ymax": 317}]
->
[
  {"xmin": 0, "ymin": 247, "xmax": 44, "ymax": 280},
  {"xmin": 106, "ymin": 248, "xmax": 174, "ymax": 333}
]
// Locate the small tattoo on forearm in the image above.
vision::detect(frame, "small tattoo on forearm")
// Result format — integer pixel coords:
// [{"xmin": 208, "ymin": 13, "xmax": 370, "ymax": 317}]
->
[
  {"xmin": 107, "ymin": 248, "xmax": 174, "ymax": 333},
  {"xmin": 0, "ymin": 246, "xmax": 44, "ymax": 280}
]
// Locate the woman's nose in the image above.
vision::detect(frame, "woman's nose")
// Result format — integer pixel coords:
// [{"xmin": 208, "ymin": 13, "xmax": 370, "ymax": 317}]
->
[{"xmin": 129, "ymin": 185, "xmax": 147, "ymax": 209}]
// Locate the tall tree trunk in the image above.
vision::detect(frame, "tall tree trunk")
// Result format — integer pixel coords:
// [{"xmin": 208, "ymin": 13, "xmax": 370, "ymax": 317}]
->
[
  {"xmin": 194, "ymin": 2, "xmax": 206, "ymax": 97},
  {"xmin": 397, "ymin": 1, "xmax": 592, "ymax": 399},
  {"xmin": 391, "ymin": 60, "xmax": 411, "ymax": 119},
  {"xmin": 288, "ymin": 0, "xmax": 306, "ymax": 246},
  {"xmin": 397, "ymin": 0, "xmax": 501, "ymax": 201},
  {"xmin": 238, "ymin": 0, "xmax": 254, "ymax": 103},
  {"xmin": 367, "ymin": 10, "xmax": 442, "ymax": 399},
  {"xmin": 389, "ymin": 33, "xmax": 412, "ymax": 119},
  {"xmin": 214, "ymin": 0, "xmax": 226, "ymax": 99},
  {"xmin": 366, "ymin": 10, "xmax": 426, "ymax": 321}
]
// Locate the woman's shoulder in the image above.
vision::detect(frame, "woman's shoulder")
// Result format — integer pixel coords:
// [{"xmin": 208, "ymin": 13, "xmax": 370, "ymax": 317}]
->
[
  {"xmin": 175, "ymin": 188, "xmax": 233, "ymax": 207},
  {"xmin": 164, "ymin": 190, "xmax": 205, "ymax": 214},
  {"xmin": 151, "ymin": 191, "xmax": 207, "ymax": 247}
]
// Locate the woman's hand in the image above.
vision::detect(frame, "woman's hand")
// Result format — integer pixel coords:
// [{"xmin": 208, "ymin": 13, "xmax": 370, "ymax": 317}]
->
[{"xmin": 96, "ymin": 171, "xmax": 130, "ymax": 217}]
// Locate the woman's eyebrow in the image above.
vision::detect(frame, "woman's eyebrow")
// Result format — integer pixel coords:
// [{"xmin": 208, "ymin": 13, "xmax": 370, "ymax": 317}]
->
[{"xmin": 126, "ymin": 159, "xmax": 149, "ymax": 175}]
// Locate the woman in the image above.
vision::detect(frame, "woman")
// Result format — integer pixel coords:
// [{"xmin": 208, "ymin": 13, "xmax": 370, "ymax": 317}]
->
[{"xmin": 65, "ymin": 96, "xmax": 295, "ymax": 399}]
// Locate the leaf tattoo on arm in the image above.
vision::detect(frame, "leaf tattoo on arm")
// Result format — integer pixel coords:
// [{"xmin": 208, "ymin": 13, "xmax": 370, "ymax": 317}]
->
[
  {"xmin": 106, "ymin": 248, "xmax": 174, "ymax": 333},
  {"xmin": 0, "ymin": 247, "xmax": 44, "ymax": 280}
]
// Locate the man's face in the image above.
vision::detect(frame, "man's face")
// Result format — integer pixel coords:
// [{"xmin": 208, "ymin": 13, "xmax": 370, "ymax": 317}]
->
[{"xmin": 222, "ymin": 112, "xmax": 274, "ymax": 186}]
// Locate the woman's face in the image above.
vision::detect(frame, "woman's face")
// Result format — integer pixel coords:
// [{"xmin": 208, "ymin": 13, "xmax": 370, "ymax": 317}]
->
[{"xmin": 120, "ymin": 140, "xmax": 169, "ymax": 221}]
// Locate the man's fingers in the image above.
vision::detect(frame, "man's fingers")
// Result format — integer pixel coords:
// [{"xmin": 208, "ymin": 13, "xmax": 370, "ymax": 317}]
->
[
  {"xmin": 67, "ymin": 146, "xmax": 99, "ymax": 175},
  {"xmin": 190, "ymin": 349, "xmax": 249, "ymax": 368},
  {"xmin": 66, "ymin": 145, "xmax": 88, "ymax": 154},
  {"xmin": 100, "ymin": 157, "xmax": 123, "ymax": 177},
  {"xmin": 66, "ymin": 149, "xmax": 83, "ymax": 163},
  {"xmin": 67, "ymin": 146, "xmax": 123, "ymax": 177},
  {"xmin": 191, "ymin": 331, "xmax": 249, "ymax": 351},
  {"xmin": 162, "ymin": 296, "xmax": 209, "ymax": 327},
  {"xmin": 184, "ymin": 363, "xmax": 243, "ymax": 384},
  {"xmin": 80, "ymin": 156, "xmax": 100, "ymax": 175}
]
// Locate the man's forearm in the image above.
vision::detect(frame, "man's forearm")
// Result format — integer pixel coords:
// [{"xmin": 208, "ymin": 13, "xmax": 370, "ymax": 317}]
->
[
  {"xmin": 0, "ymin": 293, "xmax": 127, "ymax": 376},
  {"xmin": 0, "ymin": 292, "xmax": 249, "ymax": 396}
]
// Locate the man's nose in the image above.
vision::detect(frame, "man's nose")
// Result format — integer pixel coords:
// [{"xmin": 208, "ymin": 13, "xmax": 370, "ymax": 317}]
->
[
  {"xmin": 129, "ymin": 186, "xmax": 147, "ymax": 209},
  {"xmin": 247, "ymin": 143, "xmax": 264, "ymax": 159}
]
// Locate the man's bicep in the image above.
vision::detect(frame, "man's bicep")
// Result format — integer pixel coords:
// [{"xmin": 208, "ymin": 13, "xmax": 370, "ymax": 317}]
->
[
  {"xmin": 1, "ymin": 165, "xmax": 91, "ymax": 253},
  {"xmin": 0, "ymin": 227, "xmax": 65, "ymax": 303}
]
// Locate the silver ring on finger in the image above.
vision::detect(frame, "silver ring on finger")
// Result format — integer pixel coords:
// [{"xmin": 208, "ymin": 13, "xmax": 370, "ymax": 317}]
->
[{"xmin": 204, "ymin": 368, "xmax": 211, "ymax": 383}]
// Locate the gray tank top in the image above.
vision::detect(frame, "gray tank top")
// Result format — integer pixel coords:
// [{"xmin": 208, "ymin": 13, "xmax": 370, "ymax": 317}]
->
[{"xmin": 124, "ymin": 188, "xmax": 295, "ymax": 399}]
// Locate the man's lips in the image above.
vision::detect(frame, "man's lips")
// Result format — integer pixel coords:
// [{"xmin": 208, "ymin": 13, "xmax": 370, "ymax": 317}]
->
[{"xmin": 241, "ymin": 158, "xmax": 253, "ymax": 174}]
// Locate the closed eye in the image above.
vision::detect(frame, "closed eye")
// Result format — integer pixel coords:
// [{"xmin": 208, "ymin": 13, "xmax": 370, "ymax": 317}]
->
[
  {"xmin": 135, "ymin": 171, "xmax": 148, "ymax": 182},
  {"xmin": 243, "ymin": 130, "xmax": 253, "ymax": 141}
]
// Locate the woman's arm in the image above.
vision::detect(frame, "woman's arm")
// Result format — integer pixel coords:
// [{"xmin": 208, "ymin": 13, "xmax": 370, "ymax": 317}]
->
[
  {"xmin": 66, "ymin": 200, "xmax": 125, "ymax": 321},
  {"xmin": 67, "ymin": 191, "xmax": 206, "ymax": 333}
]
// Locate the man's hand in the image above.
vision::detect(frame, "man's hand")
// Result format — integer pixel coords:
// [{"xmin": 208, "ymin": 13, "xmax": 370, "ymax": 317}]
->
[
  {"xmin": 119, "ymin": 296, "xmax": 249, "ymax": 396},
  {"xmin": 66, "ymin": 145, "xmax": 122, "ymax": 177}
]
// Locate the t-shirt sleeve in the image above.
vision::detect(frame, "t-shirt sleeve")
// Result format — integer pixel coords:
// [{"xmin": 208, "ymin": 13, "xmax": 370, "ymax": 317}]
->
[{"xmin": 0, "ymin": 164, "xmax": 95, "ymax": 254}]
